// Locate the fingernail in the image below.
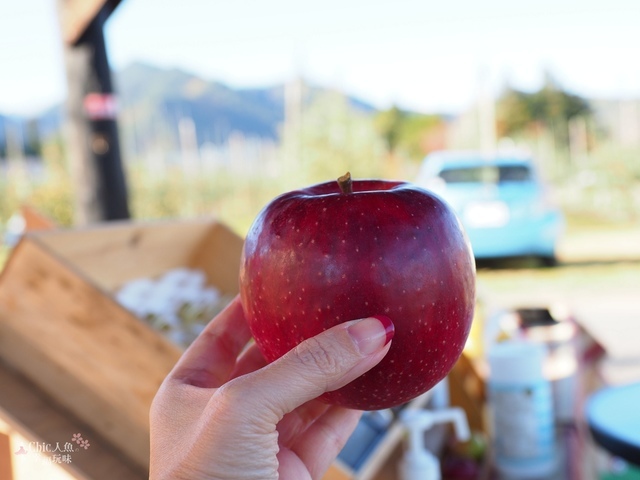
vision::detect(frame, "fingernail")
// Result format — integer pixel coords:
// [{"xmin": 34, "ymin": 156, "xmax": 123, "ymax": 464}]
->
[{"xmin": 347, "ymin": 315, "xmax": 394, "ymax": 355}]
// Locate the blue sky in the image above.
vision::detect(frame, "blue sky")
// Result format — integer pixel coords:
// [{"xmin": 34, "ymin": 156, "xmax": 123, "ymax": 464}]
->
[{"xmin": 1, "ymin": 0, "xmax": 640, "ymax": 116}]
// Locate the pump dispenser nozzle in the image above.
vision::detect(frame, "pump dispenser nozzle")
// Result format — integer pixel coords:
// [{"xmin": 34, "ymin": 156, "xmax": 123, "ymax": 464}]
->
[{"xmin": 398, "ymin": 407, "xmax": 470, "ymax": 480}]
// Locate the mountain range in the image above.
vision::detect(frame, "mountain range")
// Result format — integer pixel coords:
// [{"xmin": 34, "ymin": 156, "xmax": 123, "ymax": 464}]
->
[
  {"xmin": 3, "ymin": 62, "xmax": 636, "ymax": 160},
  {"xmin": 0, "ymin": 62, "xmax": 377, "ymax": 157}
]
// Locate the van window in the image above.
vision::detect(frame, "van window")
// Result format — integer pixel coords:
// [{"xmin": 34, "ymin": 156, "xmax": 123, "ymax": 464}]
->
[
  {"xmin": 439, "ymin": 164, "xmax": 531, "ymax": 184},
  {"xmin": 499, "ymin": 165, "xmax": 531, "ymax": 182}
]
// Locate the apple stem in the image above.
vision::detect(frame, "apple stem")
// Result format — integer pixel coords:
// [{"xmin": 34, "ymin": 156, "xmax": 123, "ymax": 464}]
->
[{"xmin": 338, "ymin": 172, "xmax": 353, "ymax": 194}]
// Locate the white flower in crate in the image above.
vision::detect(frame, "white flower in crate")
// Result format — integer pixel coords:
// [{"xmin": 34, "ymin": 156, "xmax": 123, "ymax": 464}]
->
[
  {"xmin": 114, "ymin": 267, "xmax": 231, "ymax": 347},
  {"xmin": 114, "ymin": 278, "xmax": 156, "ymax": 318}
]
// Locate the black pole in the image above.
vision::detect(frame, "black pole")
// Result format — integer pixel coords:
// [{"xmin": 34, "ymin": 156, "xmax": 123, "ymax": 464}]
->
[{"xmin": 63, "ymin": 3, "xmax": 130, "ymax": 223}]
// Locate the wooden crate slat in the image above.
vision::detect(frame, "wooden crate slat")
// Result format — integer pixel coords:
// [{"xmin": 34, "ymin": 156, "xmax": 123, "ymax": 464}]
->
[
  {"xmin": 31, "ymin": 219, "xmax": 218, "ymax": 291},
  {"xmin": 187, "ymin": 222, "xmax": 245, "ymax": 294}
]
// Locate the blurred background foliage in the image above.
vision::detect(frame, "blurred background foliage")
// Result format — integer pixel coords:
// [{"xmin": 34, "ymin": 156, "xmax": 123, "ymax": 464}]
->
[{"xmin": 1, "ymin": 73, "xmax": 639, "ymax": 237}]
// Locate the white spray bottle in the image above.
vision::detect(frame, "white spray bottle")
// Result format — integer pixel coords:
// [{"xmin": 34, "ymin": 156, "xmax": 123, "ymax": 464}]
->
[{"xmin": 398, "ymin": 407, "xmax": 471, "ymax": 480}]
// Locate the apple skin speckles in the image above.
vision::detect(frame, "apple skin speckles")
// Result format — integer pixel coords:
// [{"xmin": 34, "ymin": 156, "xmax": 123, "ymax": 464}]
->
[{"xmin": 239, "ymin": 175, "xmax": 475, "ymax": 410}]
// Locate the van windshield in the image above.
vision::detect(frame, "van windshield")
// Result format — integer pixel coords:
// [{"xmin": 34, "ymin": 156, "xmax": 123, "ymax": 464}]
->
[{"xmin": 439, "ymin": 165, "xmax": 531, "ymax": 184}]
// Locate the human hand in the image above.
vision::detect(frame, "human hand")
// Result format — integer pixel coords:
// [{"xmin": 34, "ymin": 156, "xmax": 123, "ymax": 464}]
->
[{"xmin": 149, "ymin": 295, "xmax": 394, "ymax": 480}]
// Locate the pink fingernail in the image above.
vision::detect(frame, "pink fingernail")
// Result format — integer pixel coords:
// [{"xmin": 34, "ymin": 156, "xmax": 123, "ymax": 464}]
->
[{"xmin": 347, "ymin": 315, "xmax": 394, "ymax": 355}]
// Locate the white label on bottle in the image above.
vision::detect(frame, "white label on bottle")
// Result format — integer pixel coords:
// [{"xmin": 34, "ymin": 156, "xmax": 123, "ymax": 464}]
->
[{"xmin": 489, "ymin": 381, "xmax": 555, "ymax": 464}]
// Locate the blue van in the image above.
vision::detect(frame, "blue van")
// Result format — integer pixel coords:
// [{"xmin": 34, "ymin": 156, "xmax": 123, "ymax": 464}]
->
[{"xmin": 416, "ymin": 150, "xmax": 564, "ymax": 265}]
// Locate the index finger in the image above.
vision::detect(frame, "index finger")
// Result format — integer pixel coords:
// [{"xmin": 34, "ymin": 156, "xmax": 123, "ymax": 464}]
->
[{"xmin": 168, "ymin": 295, "xmax": 252, "ymax": 388}]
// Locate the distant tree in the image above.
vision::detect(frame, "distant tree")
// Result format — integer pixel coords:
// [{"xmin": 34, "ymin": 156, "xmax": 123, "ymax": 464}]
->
[
  {"xmin": 497, "ymin": 72, "xmax": 592, "ymax": 151},
  {"xmin": 396, "ymin": 114, "xmax": 446, "ymax": 159},
  {"xmin": 374, "ymin": 105, "xmax": 406, "ymax": 156},
  {"xmin": 293, "ymin": 90, "xmax": 389, "ymax": 182},
  {"xmin": 375, "ymin": 106, "xmax": 446, "ymax": 162},
  {"xmin": 496, "ymin": 88, "xmax": 532, "ymax": 136}
]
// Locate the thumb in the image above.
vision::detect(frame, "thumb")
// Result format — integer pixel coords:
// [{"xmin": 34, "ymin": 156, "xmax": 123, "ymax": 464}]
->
[{"xmin": 225, "ymin": 316, "xmax": 393, "ymax": 422}]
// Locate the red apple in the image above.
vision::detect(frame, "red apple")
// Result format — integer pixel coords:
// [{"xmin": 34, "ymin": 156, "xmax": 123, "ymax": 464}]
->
[{"xmin": 239, "ymin": 173, "xmax": 475, "ymax": 410}]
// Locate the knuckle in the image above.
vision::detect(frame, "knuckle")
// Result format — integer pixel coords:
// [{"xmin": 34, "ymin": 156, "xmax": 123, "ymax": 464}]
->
[{"xmin": 294, "ymin": 337, "xmax": 342, "ymax": 376}]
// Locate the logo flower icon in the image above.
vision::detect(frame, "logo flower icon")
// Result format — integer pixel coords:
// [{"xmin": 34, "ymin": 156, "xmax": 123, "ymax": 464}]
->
[
  {"xmin": 72, "ymin": 433, "xmax": 83, "ymax": 444},
  {"xmin": 79, "ymin": 439, "xmax": 90, "ymax": 450}
]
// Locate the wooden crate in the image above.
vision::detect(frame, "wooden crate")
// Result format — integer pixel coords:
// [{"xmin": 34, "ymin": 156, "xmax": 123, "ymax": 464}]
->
[{"xmin": 0, "ymin": 219, "xmax": 244, "ymax": 477}]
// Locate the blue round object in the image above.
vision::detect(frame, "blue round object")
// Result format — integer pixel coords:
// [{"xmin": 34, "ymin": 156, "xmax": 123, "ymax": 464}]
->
[{"xmin": 586, "ymin": 382, "xmax": 640, "ymax": 466}]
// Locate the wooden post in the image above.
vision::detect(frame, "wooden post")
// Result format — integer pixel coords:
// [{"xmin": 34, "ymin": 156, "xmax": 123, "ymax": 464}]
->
[{"xmin": 59, "ymin": 0, "xmax": 130, "ymax": 224}]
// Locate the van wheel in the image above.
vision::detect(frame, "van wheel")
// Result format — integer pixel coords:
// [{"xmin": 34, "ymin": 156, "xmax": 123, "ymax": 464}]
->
[{"xmin": 539, "ymin": 255, "xmax": 558, "ymax": 267}]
